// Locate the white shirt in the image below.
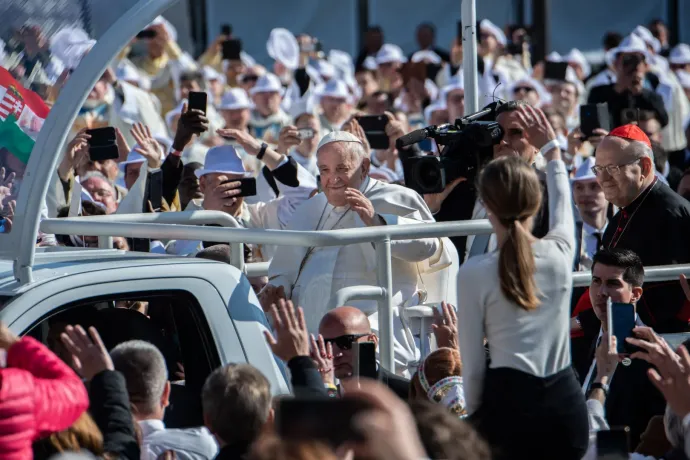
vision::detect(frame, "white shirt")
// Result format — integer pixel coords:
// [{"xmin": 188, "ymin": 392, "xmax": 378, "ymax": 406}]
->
[
  {"xmin": 138, "ymin": 419, "xmax": 218, "ymax": 460},
  {"xmin": 457, "ymin": 160, "xmax": 574, "ymax": 414},
  {"xmin": 582, "ymin": 221, "xmax": 607, "ymax": 262},
  {"xmin": 290, "ymin": 149, "xmax": 319, "ymax": 178}
]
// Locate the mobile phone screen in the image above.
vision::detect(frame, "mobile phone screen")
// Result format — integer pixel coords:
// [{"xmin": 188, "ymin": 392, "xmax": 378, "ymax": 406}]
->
[
  {"xmin": 597, "ymin": 427, "xmax": 630, "ymax": 459},
  {"xmin": 221, "ymin": 178, "xmax": 256, "ymax": 198},
  {"xmin": 544, "ymin": 61, "xmax": 569, "ymax": 81},
  {"xmin": 276, "ymin": 398, "xmax": 373, "ymax": 447},
  {"xmin": 222, "ymin": 39, "xmax": 243, "ymax": 61},
  {"xmin": 353, "ymin": 342, "xmax": 377, "ymax": 380},
  {"xmin": 356, "ymin": 115, "xmax": 389, "ymax": 150},
  {"xmin": 607, "ymin": 300, "xmax": 636, "ymax": 354},
  {"xmin": 188, "ymin": 91, "xmax": 207, "ymax": 114},
  {"xmin": 87, "ymin": 127, "xmax": 116, "ymax": 147}
]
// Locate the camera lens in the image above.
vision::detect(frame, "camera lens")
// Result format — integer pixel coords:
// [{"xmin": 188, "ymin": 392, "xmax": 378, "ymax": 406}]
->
[{"xmin": 413, "ymin": 157, "xmax": 444, "ymax": 194}]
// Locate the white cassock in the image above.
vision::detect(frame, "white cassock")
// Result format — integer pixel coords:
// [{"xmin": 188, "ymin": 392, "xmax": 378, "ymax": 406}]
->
[{"xmin": 268, "ymin": 176, "xmax": 452, "ymax": 371}]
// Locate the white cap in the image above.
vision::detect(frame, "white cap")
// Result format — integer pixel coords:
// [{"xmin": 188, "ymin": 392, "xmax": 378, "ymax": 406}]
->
[
  {"xmin": 240, "ymin": 51, "xmax": 256, "ymax": 68},
  {"xmin": 249, "ymin": 73, "xmax": 283, "ymax": 95},
  {"xmin": 220, "ymin": 88, "xmax": 252, "ymax": 110},
  {"xmin": 676, "ymin": 70, "xmax": 690, "ymax": 90},
  {"xmin": 203, "ymin": 65, "xmax": 226, "ymax": 85},
  {"xmin": 289, "ymin": 95, "xmax": 319, "ymax": 121},
  {"xmin": 565, "ymin": 48, "xmax": 591, "ymax": 78},
  {"xmin": 317, "ymin": 131, "xmax": 363, "ymax": 151},
  {"xmin": 571, "ymin": 156, "xmax": 597, "ymax": 183},
  {"xmin": 479, "ymin": 19, "xmax": 507, "ymax": 47},
  {"xmin": 546, "ymin": 51, "xmax": 562, "ymax": 62},
  {"xmin": 411, "ymin": 50, "xmax": 442, "ymax": 65},
  {"xmin": 49, "ymin": 27, "xmax": 95, "ymax": 70},
  {"xmin": 319, "ymin": 79, "xmax": 351, "ymax": 101},
  {"xmin": 632, "ymin": 25, "xmax": 661, "ymax": 54},
  {"xmin": 119, "ymin": 150, "xmax": 146, "ymax": 170},
  {"xmin": 363, "ymin": 56, "xmax": 378, "ymax": 71},
  {"xmin": 376, "ymin": 44, "xmax": 406, "ymax": 64},
  {"xmin": 313, "ymin": 60, "xmax": 336, "ymax": 80},
  {"xmin": 442, "ymin": 75, "xmax": 465, "ymax": 98},
  {"xmin": 607, "ymin": 34, "xmax": 651, "ymax": 63},
  {"xmin": 328, "ymin": 50, "xmax": 355, "ymax": 81},
  {"xmin": 424, "ymin": 100, "xmax": 448, "ymax": 124},
  {"xmin": 670, "ymin": 44, "xmax": 690, "ymax": 65},
  {"xmin": 508, "ymin": 77, "xmax": 551, "ymax": 105},
  {"xmin": 148, "ymin": 16, "xmax": 177, "ymax": 42},
  {"xmin": 267, "ymin": 28, "xmax": 300, "ymax": 70},
  {"xmin": 196, "ymin": 145, "xmax": 251, "ymax": 178},
  {"xmin": 115, "ymin": 62, "xmax": 151, "ymax": 91}
]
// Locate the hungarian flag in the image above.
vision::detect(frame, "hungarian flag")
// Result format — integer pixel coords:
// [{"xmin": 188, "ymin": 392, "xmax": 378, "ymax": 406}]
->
[{"xmin": 0, "ymin": 66, "xmax": 50, "ymax": 165}]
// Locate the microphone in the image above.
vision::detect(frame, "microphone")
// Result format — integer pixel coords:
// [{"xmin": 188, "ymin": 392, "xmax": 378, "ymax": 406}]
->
[{"xmin": 395, "ymin": 128, "xmax": 430, "ymax": 150}]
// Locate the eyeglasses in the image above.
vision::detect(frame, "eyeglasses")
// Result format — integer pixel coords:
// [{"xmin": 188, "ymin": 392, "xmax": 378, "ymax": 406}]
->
[
  {"xmin": 513, "ymin": 86, "xmax": 535, "ymax": 93},
  {"xmin": 323, "ymin": 333, "xmax": 369, "ymax": 350},
  {"xmin": 591, "ymin": 158, "xmax": 642, "ymax": 177}
]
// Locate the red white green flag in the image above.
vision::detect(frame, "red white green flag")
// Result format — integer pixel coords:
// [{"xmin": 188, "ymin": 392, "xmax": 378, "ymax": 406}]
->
[{"xmin": 0, "ymin": 66, "xmax": 50, "ymax": 165}]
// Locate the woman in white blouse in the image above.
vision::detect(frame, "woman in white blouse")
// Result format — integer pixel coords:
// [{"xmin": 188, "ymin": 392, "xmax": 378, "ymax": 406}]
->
[{"xmin": 457, "ymin": 103, "xmax": 588, "ymax": 459}]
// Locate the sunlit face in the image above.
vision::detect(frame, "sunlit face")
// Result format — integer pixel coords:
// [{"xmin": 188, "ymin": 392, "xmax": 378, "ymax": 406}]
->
[
  {"xmin": 124, "ymin": 162, "xmax": 144, "ymax": 190},
  {"xmin": 294, "ymin": 114, "xmax": 321, "ymax": 156},
  {"xmin": 81, "ymin": 176, "xmax": 118, "ymax": 214},
  {"xmin": 221, "ymin": 108, "xmax": 250, "ymax": 130},
  {"xmin": 317, "ymin": 142, "xmax": 369, "ymax": 207},
  {"xmin": 589, "ymin": 263, "xmax": 641, "ymax": 324},
  {"xmin": 572, "ymin": 179, "xmax": 607, "ymax": 216},
  {"xmin": 513, "ymin": 84, "xmax": 540, "ymax": 106},
  {"xmin": 594, "ymin": 137, "xmax": 652, "ymax": 207},
  {"xmin": 429, "ymin": 109, "xmax": 449, "ymax": 126},
  {"xmin": 356, "ymin": 71, "xmax": 379, "ymax": 98},
  {"xmin": 551, "ymin": 82, "xmax": 578, "ymax": 114},
  {"xmin": 87, "ymin": 79, "xmax": 110, "ymax": 101},
  {"xmin": 446, "ymin": 88, "xmax": 465, "ymax": 122},
  {"xmin": 638, "ymin": 118, "xmax": 662, "ymax": 144},
  {"xmin": 180, "ymin": 79, "xmax": 202, "ymax": 102},
  {"xmin": 77, "ymin": 157, "xmax": 119, "ymax": 182},
  {"xmin": 318, "ymin": 320, "xmax": 376, "ymax": 380},
  {"xmin": 479, "ymin": 31, "xmax": 499, "ymax": 55},
  {"xmin": 320, "ymin": 96, "xmax": 350, "ymax": 124},
  {"xmin": 614, "ymin": 52, "xmax": 648, "ymax": 92},
  {"xmin": 494, "ymin": 110, "xmax": 538, "ymax": 163},
  {"xmin": 252, "ymin": 91, "xmax": 281, "ymax": 116}
]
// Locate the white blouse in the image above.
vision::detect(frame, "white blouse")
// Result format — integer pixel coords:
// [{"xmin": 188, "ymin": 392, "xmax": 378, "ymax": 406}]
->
[{"xmin": 457, "ymin": 160, "xmax": 575, "ymax": 414}]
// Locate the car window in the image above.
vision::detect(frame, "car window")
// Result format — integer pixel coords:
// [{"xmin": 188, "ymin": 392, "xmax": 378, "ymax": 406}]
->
[{"xmin": 24, "ymin": 290, "xmax": 219, "ymax": 429}]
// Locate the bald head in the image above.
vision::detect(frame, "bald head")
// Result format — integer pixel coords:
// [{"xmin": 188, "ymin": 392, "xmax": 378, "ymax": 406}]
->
[{"xmin": 319, "ymin": 306, "xmax": 371, "ymax": 335}]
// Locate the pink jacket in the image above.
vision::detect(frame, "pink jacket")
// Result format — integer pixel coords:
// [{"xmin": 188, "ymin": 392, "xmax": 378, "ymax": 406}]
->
[{"xmin": 0, "ymin": 337, "xmax": 89, "ymax": 460}]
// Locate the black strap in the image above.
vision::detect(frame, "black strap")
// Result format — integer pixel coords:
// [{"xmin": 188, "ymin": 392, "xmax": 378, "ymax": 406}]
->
[{"xmin": 261, "ymin": 165, "xmax": 280, "ymax": 197}]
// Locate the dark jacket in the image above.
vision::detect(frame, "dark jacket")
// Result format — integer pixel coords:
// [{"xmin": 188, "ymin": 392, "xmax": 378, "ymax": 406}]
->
[
  {"xmin": 378, "ymin": 367, "xmax": 411, "ymax": 400},
  {"xmin": 587, "ymin": 84, "xmax": 669, "ymax": 129}
]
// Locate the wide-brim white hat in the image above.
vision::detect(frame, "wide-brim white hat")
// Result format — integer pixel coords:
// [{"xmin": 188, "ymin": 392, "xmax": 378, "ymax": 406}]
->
[
  {"xmin": 376, "ymin": 44, "xmax": 406, "ymax": 65},
  {"xmin": 571, "ymin": 156, "xmax": 597, "ymax": 183},
  {"xmin": 479, "ymin": 19, "xmax": 507, "ymax": 46},
  {"xmin": 195, "ymin": 145, "xmax": 252, "ymax": 178},
  {"xmin": 267, "ymin": 28, "xmax": 300, "ymax": 70},
  {"xmin": 220, "ymin": 88, "xmax": 252, "ymax": 110},
  {"xmin": 249, "ymin": 73, "xmax": 283, "ymax": 95},
  {"xmin": 670, "ymin": 44, "xmax": 690, "ymax": 65}
]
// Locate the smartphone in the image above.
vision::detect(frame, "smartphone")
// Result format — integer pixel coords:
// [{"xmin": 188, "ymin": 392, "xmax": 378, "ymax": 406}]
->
[
  {"xmin": 87, "ymin": 127, "xmax": 118, "ymax": 162},
  {"xmin": 136, "ymin": 29, "xmax": 157, "ymax": 39},
  {"xmin": 220, "ymin": 24, "xmax": 232, "ymax": 36},
  {"xmin": 143, "ymin": 168, "xmax": 163, "ymax": 213},
  {"xmin": 297, "ymin": 128, "xmax": 315, "ymax": 140},
  {"xmin": 580, "ymin": 103, "xmax": 611, "ymax": 138},
  {"xmin": 597, "ymin": 427, "xmax": 630, "ymax": 459},
  {"xmin": 188, "ymin": 91, "xmax": 207, "ymax": 114},
  {"xmin": 222, "ymin": 178, "xmax": 257, "ymax": 198},
  {"xmin": 356, "ymin": 115, "xmax": 389, "ymax": 150},
  {"xmin": 353, "ymin": 341, "xmax": 377, "ymax": 380},
  {"xmin": 276, "ymin": 397, "xmax": 373, "ymax": 447},
  {"xmin": 607, "ymin": 299, "xmax": 637, "ymax": 354},
  {"xmin": 544, "ymin": 61, "xmax": 569, "ymax": 81},
  {"xmin": 222, "ymin": 38, "xmax": 243, "ymax": 61}
]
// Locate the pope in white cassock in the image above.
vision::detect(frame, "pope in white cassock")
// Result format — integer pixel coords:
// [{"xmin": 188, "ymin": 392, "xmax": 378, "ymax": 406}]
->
[{"xmin": 265, "ymin": 131, "xmax": 451, "ymax": 372}]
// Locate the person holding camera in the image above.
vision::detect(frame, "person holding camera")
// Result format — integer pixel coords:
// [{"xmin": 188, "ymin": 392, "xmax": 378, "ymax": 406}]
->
[{"xmin": 588, "ymin": 34, "xmax": 668, "ymax": 131}]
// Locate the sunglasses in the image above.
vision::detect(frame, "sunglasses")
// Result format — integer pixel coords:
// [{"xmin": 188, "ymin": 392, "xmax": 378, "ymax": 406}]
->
[
  {"xmin": 323, "ymin": 333, "xmax": 369, "ymax": 350},
  {"xmin": 242, "ymin": 75, "xmax": 259, "ymax": 84},
  {"xmin": 513, "ymin": 86, "xmax": 535, "ymax": 93}
]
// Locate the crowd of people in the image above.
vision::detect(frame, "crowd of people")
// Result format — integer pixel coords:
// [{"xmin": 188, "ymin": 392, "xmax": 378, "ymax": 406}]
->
[{"xmin": 1, "ymin": 12, "xmax": 690, "ymax": 459}]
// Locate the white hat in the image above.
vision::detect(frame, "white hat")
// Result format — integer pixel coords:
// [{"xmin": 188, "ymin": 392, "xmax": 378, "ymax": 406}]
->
[
  {"xmin": 115, "ymin": 62, "xmax": 151, "ymax": 91},
  {"xmin": 676, "ymin": 70, "xmax": 690, "ymax": 90},
  {"xmin": 362, "ymin": 56, "xmax": 378, "ymax": 71},
  {"xmin": 119, "ymin": 150, "xmax": 146, "ymax": 170},
  {"xmin": 312, "ymin": 60, "xmax": 336, "ymax": 80},
  {"xmin": 546, "ymin": 51, "xmax": 562, "ymax": 62},
  {"xmin": 607, "ymin": 34, "xmax": 651, "ymax": 63},
  {"xmin": 319, "ymin": 79, "xmax": 351, "ymax": 101},
  {"xmin": 411, "ymin": 50, "xmax": 442, "ymax": 65},
  {"xmin": 317, "ymin": 131, "xmax": 363, "ymax": 151},
  {"xmin": 203, "ymin": 65, "xmax": 226, "ymax": 85},
  {"xmin": 479, "ymin": 19, "xmax": 507, "ymax": 47},
  {"xmin": 508, "ymin": 77, "xmax": 551, "ymax": 105},
  {"xmin": 328, "ymin": 50, "xmax": 355, "ymax": 81},
  {"xmin": 289, "ymin": 95, "xmax": 319, "ymax": 121},
  {"xmin": 148, "ymin": 16, "xmax": 177, "ymax": 42},
  {"xmin": 49, "ymin": 27, "xmax": 95, "ymax": 70},
  {"xmin": 154, "ymin": 134, "xmax": 173, "ymax": 155},
  {"xmin": 565, "ymin": 48, "xmax": 591, "ymax": 78},
  {"xmin": 632, "ymin": 25, "xmax": 661, "ymax": 54},
  {"xmin": 240, "ymin": 51, "xmax": 256, "ymax": 68},
  {"xmin": 219, "ymin": 88, "xmax": 252, "ymax": 110},
  {"xmin": 571, "ymin": 156, "xmax": 597, "ymax": 183},
  {"xmin": 670, "ymin": 44, "xmax": 690, "ymax": 65},
  {"xmin": 442, "ymin": 75, "xmax": 465, "ymax": 99},
  {"xmin": 249, "ymin": 73, "xmax": 283, "ymax": 95},
  {"xmin": 267, "ymin": 28, "xmax": 300, "ymax": 71},
  {"xmin": 376, "ymin": 44, "xmax": 406, "ymax": 65},
  {"xmin": 424, "ymin": 100, "xmax": 448, "ymax": 124},
  {"xmin": 195, "ymin": 145, "xmax": 251, "ymax": 178}
]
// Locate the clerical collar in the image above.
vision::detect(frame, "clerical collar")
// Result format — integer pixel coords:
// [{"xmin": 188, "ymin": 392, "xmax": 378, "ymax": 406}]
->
[{"xmin": 609, "ymin": 177, "xmax": 657, "ymax": 249}]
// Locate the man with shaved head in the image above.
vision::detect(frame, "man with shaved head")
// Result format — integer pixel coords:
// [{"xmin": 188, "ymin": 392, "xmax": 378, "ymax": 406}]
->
[
  {"xmin": 586, "ymin": 125, "xmax": 690, "ymax": 333},
  {"xmin": 267, "ymin": 129, "xmax": 452, "ymax": 374},
  {"xmin": 319, "ymin": 306, "xmax": 410, "ymax": 400}
]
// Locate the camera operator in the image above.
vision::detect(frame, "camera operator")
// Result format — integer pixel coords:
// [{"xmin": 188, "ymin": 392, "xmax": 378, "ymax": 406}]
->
[
  {"xmin": 588, "ymin": 34, "xmax": 668, "ymax": 131},
  {"xmin": 424, "ymin": 100, "xmax": 552, "ymax": 262}
]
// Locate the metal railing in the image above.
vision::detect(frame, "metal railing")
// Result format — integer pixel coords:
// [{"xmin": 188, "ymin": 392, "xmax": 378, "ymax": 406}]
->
[{"xmin": 39, "ymin": 212, "xmax": 690, "ymax": 370}]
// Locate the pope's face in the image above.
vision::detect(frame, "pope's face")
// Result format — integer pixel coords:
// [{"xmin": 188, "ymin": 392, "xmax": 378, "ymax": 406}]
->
[{"xmin": 317, "ymin": 142, "xmax": 370, "ymax": 207}]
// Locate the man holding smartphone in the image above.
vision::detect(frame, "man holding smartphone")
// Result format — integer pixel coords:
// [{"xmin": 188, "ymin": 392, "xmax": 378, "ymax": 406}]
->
[{"xmin": 580, "ymin": 248, "xmax": 666, "ymax": 446}]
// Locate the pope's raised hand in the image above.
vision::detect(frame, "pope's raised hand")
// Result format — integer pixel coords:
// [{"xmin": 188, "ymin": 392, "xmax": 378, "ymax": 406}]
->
[{"xmin": 345, "ymin": 188, "xmax": 378, "ymax": 226}]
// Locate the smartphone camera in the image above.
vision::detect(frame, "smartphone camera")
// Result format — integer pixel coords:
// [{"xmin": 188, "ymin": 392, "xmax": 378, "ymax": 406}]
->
[{"xmin": 297, "ymin": 128, "xmax": 315, "ymax": 140}]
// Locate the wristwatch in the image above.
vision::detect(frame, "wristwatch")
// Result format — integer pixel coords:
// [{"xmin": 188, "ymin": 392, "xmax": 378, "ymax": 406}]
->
[
  {"xmin": 589, "ymin": 382, "xmax": 609, "ymax": 398},
  {"xmin": 257, "ymin": 142, "xmax": 268, "ymax": 161}
]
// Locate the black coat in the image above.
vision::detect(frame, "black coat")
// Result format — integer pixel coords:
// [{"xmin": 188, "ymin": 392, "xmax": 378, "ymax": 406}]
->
[
  {"xmin": 602, "ymin": 179, "xmax": 690, "ymax": 332},
  {"xmin": 378, "ymin": 367, "xmax": 411, "ymax": 401},
  {"xmin": 588, "ymin": 84, "xmax": 669, "ymax": 129}
]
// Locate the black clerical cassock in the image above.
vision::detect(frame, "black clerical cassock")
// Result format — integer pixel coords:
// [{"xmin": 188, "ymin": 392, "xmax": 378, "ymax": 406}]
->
[{"xmin": 602, "ymin": 177, "xmax": 690, "ymax": 332}]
